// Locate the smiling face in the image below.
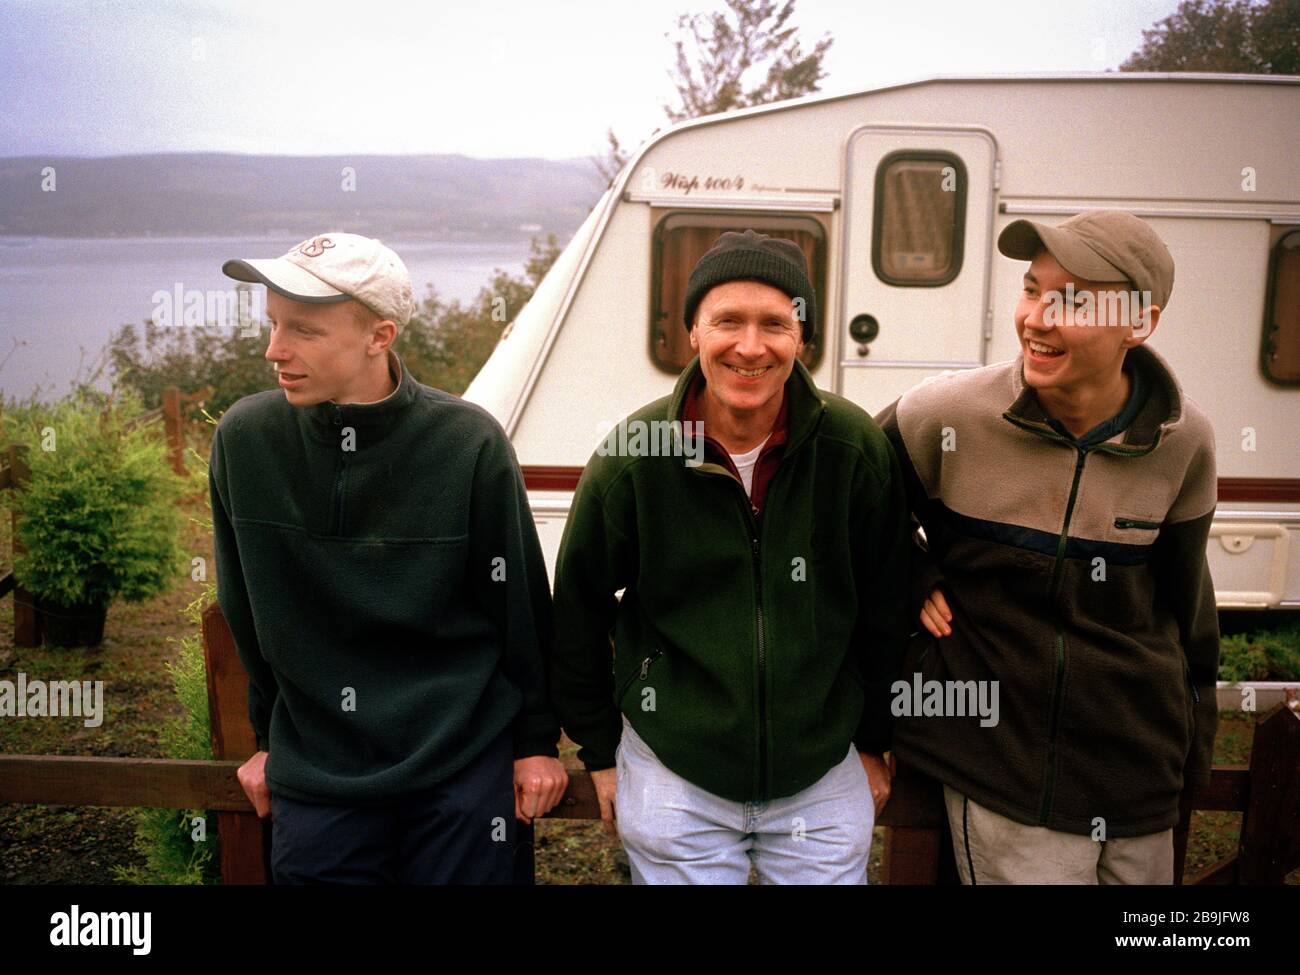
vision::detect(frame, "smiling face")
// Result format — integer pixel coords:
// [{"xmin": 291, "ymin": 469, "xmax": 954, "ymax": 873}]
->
[
  {"xmin": 688, "ymin": 279, "xmax": 804, "ymax": 419},
  {"xmin": 1015, "ymin": 249, "xmax": 1159, "ymax": 398},
  {"xmin": 264, "ymin": 291, "xmax": 393, "ymax": 406}
]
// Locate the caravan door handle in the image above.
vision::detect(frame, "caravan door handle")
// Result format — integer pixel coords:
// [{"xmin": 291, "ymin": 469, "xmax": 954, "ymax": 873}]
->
[{"xmin": 849, "ymin": 314, "xmax": 880, "ymax": 344}]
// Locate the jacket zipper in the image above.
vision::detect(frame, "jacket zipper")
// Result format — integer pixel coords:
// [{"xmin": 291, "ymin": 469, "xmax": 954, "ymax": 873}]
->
[
  {"xmin": 689, "ymin": 401, "xmax": 824, "ymax": 802},
  {"xmin": 999, "ymin": 415, "xmax": 1164, "ymax": 827},
  {"xmin": 1114, "ymin": 516, "xmax": 1161, "ymax": 530},
  {"xmin": 695, "ymin": 457, "xmax": 777, "ymax": 800},
  {"xmin": 616, "ymin": 647, "xmax": 662, "ymax": 708},
  {"xmin": 1039, "ymin": 445, "xmax": 1089, "ymax": 825},
  {"xmin": 751, "ymin": 531, "xmax": 768, "ymax": 800},
  {"xmin": 331, "ymin": 405, "xmax": 347, "ymax": 535}
]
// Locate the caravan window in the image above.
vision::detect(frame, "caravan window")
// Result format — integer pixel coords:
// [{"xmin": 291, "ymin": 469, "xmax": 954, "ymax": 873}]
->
[
  {"xmin": 872, "ymin": 151, "xmax": 967, "ymax": 286},
  {"xmin": 1262, "ymin": 228, "xmax": 1300, "ymax": 385},
  {"xmin": 651, "ymin": 212, "xmax": 825, "ymax": 373}
]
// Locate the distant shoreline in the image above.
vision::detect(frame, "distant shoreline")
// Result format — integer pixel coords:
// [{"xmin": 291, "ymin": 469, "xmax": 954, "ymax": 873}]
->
[
  {"xmin": 0, "ymin": 153, "xmax": 597, "ymax": 242},
  {"xmin": 0, "ymin": 232, "xmax": 559, "ymax": 243}
]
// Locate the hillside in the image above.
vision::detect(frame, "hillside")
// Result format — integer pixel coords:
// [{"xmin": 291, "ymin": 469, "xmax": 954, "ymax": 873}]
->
[{"xmin": 0, "ymin": 153, "xmax": 603, "ymax": 239}]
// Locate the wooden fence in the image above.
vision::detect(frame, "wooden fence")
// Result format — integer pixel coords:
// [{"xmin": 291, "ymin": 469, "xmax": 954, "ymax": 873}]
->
[
  {"xmin": 1, "ymin": 602, "xmax": 1297, "ymax": 885},
  {"xmin": 0, "ymin": 386, "xmax": 209, "ymax": 646}
]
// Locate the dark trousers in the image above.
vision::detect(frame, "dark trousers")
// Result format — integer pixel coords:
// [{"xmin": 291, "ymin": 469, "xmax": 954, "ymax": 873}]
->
[{"xmin": 270, "ymin": 728, "xmax": 531, "ymax": 884}]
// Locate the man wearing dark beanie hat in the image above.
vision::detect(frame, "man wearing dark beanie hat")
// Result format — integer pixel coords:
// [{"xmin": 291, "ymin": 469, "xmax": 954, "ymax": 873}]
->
[
  {"xmin": 682, "ymin": 229, "xmax": 818, "ymax": 344},
  {"xmin": 550, "ymin": 229, "xmax": 911, "ymax": 884}
]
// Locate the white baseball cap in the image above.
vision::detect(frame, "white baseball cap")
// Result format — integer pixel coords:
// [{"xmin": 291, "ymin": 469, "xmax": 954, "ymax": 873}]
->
[{"xmin": 223, "ymin": 232, "xmax": 415, "ymax": 326}]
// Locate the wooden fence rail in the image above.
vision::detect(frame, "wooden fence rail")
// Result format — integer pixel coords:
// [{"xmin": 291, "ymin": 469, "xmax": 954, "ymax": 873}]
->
[{"xmin": 1, "ymin": 602, "xmax": 1298, "ymax": 885}]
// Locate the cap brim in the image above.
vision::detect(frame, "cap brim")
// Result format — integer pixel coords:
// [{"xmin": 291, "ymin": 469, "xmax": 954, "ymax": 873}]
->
[
  {"xmin": 997, "ymin": 220, "xmax": 1127, "ymax": 283},
  {"xmin": 222, "ymin": 257, "xmax": 351, "ymax": 304}
]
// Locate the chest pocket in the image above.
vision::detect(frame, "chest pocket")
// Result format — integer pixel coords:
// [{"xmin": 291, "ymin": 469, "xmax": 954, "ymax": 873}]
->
[{"xmin": 1113, "ymin": 514, "xmax": 1162, "ymax": 543}]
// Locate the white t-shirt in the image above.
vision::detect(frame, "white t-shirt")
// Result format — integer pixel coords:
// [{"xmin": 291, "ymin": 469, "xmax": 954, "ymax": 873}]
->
[{"xmin": 728, "ymin": 433, "xmax": 772, "ymax": 498}]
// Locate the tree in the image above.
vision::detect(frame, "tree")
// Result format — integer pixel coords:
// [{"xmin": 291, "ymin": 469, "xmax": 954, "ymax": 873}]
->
[
  {"xmin": 1120, "ymin": 0, "xmax": 1299, "ymax": 74},
  {"xmin": 593, "ymin": 0, "xmax": 832, "ymax": 188},
  {"xmin": 590, "ymin": 127, "xmax": 630, "ymax": 191},
  {"xmin": 664, "ymin": 0, "xmax": 833, "ymax": 123},
  {"xmin": 395, "ymin": 234, "xmax": 563, "ymax": 395}
]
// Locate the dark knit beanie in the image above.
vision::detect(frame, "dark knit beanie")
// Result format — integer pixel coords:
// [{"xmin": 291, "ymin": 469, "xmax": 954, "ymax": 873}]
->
[{"xmin": 683, "ymin": 229, "xmax": 816, "ymax": 343}]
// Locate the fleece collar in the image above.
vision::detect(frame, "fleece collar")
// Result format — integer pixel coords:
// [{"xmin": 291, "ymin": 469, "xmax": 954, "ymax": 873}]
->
[
  {"xmin": 299, "ymin": 348, "xmax": 416, "ymax": 444},
  {"xmin": 1004, "ymin": 343, "xmax": 1184, "ymax": 453}
]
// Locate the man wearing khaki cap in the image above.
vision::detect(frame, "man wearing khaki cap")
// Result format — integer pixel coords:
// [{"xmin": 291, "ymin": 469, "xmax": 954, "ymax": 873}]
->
[
  {"xmin": 210, "ymin": 232, "xmax": 567, "ymax": 883},
  {"xmin": 877, "ymin": 210, "xmax": 1219, "ymax": 884}
]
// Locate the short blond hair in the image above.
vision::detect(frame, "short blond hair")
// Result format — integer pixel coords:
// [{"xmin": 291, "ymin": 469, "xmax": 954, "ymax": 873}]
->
[{"xmin": 350, "ymin": 299, "xmax": 383, "ymax": 331}]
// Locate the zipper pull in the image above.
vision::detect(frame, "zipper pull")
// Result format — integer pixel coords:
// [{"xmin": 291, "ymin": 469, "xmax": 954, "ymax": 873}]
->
[
  {"xmin": 640, "ymin": 647, "xmax": 663, "ymax": 679},
  {"xmin": 1190, "ymin": 681, "xmax": 1200, "ymax": 704}
]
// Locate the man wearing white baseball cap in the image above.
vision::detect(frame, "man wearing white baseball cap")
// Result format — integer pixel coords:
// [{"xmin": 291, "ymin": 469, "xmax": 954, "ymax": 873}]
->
[
  {"xmin": 209, "ymin": 232, "xmax": 568, "ymax": 884},
  {"xmin": 878, "ymin": 210, "xmax": 1219, "ymax": 884}
]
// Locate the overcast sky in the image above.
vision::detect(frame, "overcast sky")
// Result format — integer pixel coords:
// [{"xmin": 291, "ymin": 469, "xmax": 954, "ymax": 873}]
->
[{"xmin": 0, "ymin": 0, "xmax": 1183, "ymax": 159}]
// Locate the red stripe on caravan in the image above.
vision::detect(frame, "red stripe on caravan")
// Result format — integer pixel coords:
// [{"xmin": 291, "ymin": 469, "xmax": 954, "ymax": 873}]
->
[
  {"xmin": 523, "ymin": 469, "xmax": 1300, "ymax": 504},
  {"xmin": 522, "ymin": 466, "xmax": 584, "ymax": 491},
  {"xmin": 1217, "ymin": 478, "xmax": 1300, "ymax": 503}
]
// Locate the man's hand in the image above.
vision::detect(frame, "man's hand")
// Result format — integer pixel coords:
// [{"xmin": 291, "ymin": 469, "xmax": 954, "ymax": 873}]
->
[
  {"xmin": 514, "ymin": 756, "xmax": 569, "ymax": 824},
  {"xmin": 589, "ymin": 767, "xmax": 618, "ymax": 837},
  {"xmin": 237, "ymin": 750, "xmax": 271, "ymax": 818},
  {"xmin": 920, "ymin": 586, "xmax": 953, "ymax": 638},
  {"xmin": 859, "ymin": 751, "xmax": 893, "ymax": 816}
]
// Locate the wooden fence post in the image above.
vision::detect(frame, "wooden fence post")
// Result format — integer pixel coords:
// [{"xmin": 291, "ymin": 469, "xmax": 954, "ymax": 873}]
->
[
  {"xmin": 1237, "ymin": 704, "xmax": 1300, "ymax": 883},
  {"xmin": 7, "ymin": 443, "xmax": 38, "ymax": 647},
  {"xmin": 202, "ymin": 601, "xmax": 271, "ymax": 884},
  {"xmin": 163, "ymin": 386, "xmax": 184, "ymax": 476},
  {"xmin": 880, "ymin": 760, "xmax": 954, "ymax": 884}
]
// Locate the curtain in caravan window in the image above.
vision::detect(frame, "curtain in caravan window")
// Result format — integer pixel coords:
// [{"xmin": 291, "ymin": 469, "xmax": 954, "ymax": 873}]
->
[
  {"xmin": 652, "ymin": 215, "xmax": 824, "ymax": 372},
  {"xmin": 1264, "ymin": 229, "xmax": 1300, "ymax": 384},
  {"xmin": 877, "ymin": 158, "xmax": 959, "ymax": 283}
]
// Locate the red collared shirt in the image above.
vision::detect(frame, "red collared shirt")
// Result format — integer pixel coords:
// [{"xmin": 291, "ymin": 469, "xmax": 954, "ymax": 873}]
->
[{"xmin": 681, "ymin": 369, "xmax": 789, "ymax": 517}]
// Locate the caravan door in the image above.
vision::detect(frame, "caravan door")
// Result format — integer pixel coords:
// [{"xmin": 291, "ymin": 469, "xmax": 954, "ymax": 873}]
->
[{"xmin": 838, "ymin": 126, "xmax": 997, "ymax": 412}]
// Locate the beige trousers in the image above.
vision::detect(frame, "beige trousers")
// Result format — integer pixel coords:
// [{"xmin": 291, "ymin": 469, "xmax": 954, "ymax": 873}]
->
[{"xmin": 943, "ymin": 785, "xmax": 1174, "ymax": 885}]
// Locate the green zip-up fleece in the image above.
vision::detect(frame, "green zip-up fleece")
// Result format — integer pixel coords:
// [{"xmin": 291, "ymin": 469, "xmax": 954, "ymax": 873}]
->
[
  {"xmin": 208, "ymin": 350, "xmax": 560, "ymax": 806},
  {"xmin": 877, "ymin": 344, "xmax": 1219, "ymax": 838},
  {"xmin": 550, "ymin": 355, "xmax": 911, "ymax": 803}
]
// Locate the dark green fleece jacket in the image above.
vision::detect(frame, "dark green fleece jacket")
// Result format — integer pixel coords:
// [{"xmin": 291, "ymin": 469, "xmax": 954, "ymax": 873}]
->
[
  {"xmin": 550, "ymin": 355, "xmax": 911, "ymax": 803},
  {"xmin": 208, "ymin": 350, "xmax": 560, "ymax": 805}
]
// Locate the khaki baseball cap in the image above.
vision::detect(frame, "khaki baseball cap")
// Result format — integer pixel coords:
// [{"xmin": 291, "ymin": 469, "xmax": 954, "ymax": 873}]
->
[
  {"xmin": 223, "ymin": 232, "xmax": 415, "ymax": 326},
  {"xmin": 997, "ymin": 210, "xmax": 1174, "ymax": 311}
]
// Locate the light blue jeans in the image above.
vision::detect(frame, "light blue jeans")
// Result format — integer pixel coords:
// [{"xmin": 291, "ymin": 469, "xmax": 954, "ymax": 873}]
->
[{"xmin": 614, "ymin": 716, "xmax": 875, "ymax": 884}]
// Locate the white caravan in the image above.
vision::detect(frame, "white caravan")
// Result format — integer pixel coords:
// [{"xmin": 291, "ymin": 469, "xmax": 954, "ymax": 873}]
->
[{"xmin": 464, "ymin": 73, "xmax": 1300, "ymax": 612}]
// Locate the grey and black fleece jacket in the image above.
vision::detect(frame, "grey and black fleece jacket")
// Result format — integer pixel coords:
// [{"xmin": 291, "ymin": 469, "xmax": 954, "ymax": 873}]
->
[
  {"xmin": 877, "ymin": 344, "xmax": 1219, "ymax": 838},
  {"xmin": 208, "ymin": 350, "xmax": 560, "ymax": 806}
]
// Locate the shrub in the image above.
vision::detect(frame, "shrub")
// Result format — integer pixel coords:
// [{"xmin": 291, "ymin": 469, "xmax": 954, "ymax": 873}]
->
[
  {"xmin": 6, "ymin": 387, "xmax": 186, "ymax": 609},
  {"xmin": 106, "ymin": 316, "xmax": 270, "ymax": 419},
  {"xmin": 1218, "ymin": 628, "xmax": 1300, "ymax": 682}
]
